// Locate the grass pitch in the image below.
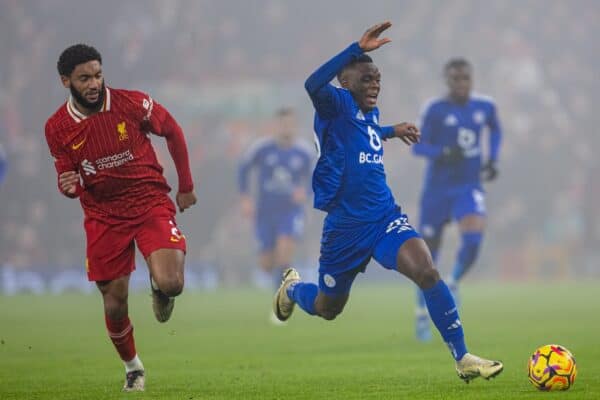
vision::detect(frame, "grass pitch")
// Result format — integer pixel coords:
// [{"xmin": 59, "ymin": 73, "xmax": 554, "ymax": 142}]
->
[{"xmin": 1, "ymin": 281, "xmax": 599, "ymax": 399}]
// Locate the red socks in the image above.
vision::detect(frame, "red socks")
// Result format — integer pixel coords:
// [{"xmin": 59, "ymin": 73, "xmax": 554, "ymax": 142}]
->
[{"xmin": 105, "ymin": 315, "xmax": 137, "ymax": 362}]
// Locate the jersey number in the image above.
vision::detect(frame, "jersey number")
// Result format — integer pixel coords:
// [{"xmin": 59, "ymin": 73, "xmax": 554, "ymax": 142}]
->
[{"xmin": 368, "ymin": 126, "xmax": 382, "ymax": 151}]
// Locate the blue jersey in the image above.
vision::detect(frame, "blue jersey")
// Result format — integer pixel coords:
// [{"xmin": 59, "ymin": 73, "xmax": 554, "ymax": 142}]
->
[
  {"xmin": 413, "ymin": 95, "xmax": 502, "ymax": 189},
  {"xmin": 306, "ymin": 42, "xmax": 397, "ymax": 224},
  {"xmin": 238, "ymin": 137, "xmax": 313, "ymax": 215}
]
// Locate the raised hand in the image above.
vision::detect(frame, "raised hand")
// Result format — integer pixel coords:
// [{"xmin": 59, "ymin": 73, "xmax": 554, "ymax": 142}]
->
[
  {"xmin": 359, "ymin": 21, "xmax": 392, "ymax": 52},
  {"xmin": 176, "ymin": 190, "xmax": 197, "ymax": 212},
  {"xmin": 393, "ymin": 122, "xmax": 420, "ymax": 145}
]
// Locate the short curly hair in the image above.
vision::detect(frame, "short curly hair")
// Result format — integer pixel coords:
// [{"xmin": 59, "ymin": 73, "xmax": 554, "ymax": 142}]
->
[{"xmin": 57, "ymin": 44, "xmax": 102, "ymax": 76}]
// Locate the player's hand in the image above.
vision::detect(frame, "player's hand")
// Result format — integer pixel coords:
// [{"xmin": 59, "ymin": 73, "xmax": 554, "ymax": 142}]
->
[
  {"xmin": 292, "ymin": 187, "xmax": 307, "ymax": 204},
  {"xmin": 393, "ymin": 123, "xmax": 420, "ymax": 145},
  {"xmin": 440, "ymin": 146, "xmax": 464, "ymax": 163},
  {"xmin": 58, "ymin": 171, "xmax": 80, "ymax": 195},
  {"xmin": 481, "ymin": 160, "xmax": 498, "ymax": 181},
  {"xmin": 176, "ymin": 190, "xmax": 197, "ymax": 212},
  {"xmin": 358, "ymin": 21, "xmax": 392, "ymax": 52},
  {"xmin": 240, "ymin": 195, "xmax": 255, "ymax": 219}
]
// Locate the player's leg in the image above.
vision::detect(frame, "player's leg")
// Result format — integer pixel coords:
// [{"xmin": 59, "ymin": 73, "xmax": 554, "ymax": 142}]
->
[
  {"xmin": 273, "ymin": 265, "xmax": 361, "ymax": 321},
  {"xmin": 255, "ymin": 213, "xmax": 280, "ymax": 290},
  {"xmin": 97, "ymin": 276, "xmax": 145, "ymax": 391},
  {"xmin": 415, "ymin": 193, "xmax": 450, "ymax": 341},
  {"xmin": 271, "ymin": 211, "xmax": 304, "ymax": 290},
  {"xmin": 136, "ymin": 206, "xmax": 187, "ymax": 323},
  {"xmin": 375, "ymin": 215, "xmax": 502, "ymax": 381},
  {"xmin": 274, "ymin": 219, "xmax": 373, "ymax": 322},
  {"xmin": 85, "ymin": 216, "xmax": 145, "ymax": 391},
  {"xmin": 448, "ymin": 188, "xmax": 486, "ymax": 299}
]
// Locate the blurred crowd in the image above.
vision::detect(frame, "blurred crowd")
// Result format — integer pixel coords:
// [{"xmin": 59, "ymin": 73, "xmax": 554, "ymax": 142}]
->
[{"xmin": 0, "ymin": 0, "xmax": 598, "ymax": 291}]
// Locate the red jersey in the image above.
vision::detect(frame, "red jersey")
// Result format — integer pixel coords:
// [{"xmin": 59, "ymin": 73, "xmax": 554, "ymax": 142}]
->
[{"xmin": 45, "ymin": 87, "xmax": 194, "ymax": 220}]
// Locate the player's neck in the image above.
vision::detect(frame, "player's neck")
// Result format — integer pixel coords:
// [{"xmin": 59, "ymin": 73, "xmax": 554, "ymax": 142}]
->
[
  {"xmin": 71, "ymin": 99, "xmax": 101, "ymax": 116},
  {"xmin": 448, "ymin": 94, "xmax": 470, "ymax": 105}
]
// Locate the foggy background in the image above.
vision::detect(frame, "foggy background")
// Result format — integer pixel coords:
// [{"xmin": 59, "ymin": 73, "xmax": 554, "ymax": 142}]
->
[{"xmin": 0, "ymin": 0, "xmax": 598, "ymax": 293}]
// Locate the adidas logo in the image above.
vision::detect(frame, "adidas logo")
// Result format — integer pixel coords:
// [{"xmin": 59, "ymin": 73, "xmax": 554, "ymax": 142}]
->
[{"xmin": 447, "ymin": 319, "xmax": 462, "ymax": 330}]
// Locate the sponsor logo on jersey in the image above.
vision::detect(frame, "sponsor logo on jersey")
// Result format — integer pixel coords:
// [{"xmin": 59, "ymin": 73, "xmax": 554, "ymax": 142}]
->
[
  {"xmin": 71, "ymin": 138, "xmax": 87, "ymax": 150},
  {"xmin": 94, "ymin": 150, "xmax": 134, "ymax": 171},
  {"xmin": 117, "ymin": 121, "xmax": 128, "ymax": 141},
  {"xmin": 359, "ymin": 152, "xmax": 384, "ymax": 164}
]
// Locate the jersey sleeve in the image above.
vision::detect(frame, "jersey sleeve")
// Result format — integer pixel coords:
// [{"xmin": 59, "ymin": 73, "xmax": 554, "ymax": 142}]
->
[
  {"xmin": 304, "ymin": 42, "xmax": 364, "ymax": 119},
  {"xmin": 412, "ymin": 102, "xmax": 444, "ymax": 159},
  {"xmin": 487, "ymin": 102, "xmax": 502, "ymax": 162},
  {"xmin": 44, "ymin": 121, "xmax": 83, "ymax": 198},
  {"xmin": 137, "ymin": 94, "xmax": 194, "ymax": 193}
]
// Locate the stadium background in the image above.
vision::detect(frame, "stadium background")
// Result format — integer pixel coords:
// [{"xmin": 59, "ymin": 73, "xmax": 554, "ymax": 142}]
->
[{"xmin": 0, "ymin": 0, "xmax": 598, "ymax": 290}]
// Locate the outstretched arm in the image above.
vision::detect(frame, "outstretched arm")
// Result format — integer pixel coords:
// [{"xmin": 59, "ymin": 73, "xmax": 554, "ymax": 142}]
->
[{"xmin": 305, "ymin": 21, "xmax": 393, "ymax": 118}]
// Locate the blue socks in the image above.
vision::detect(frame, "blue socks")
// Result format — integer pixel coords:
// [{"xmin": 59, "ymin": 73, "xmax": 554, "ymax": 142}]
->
[
  {"xmin": 451, "ymin": 232, "xmax": 482, "ymax": 282},
  {"xmin": 287, "ymin": 282, "xmax": 318, "ymax": 315},
  {"xmin": 422, "ymin": 280, "xmax": 467, "ymax": 360}
]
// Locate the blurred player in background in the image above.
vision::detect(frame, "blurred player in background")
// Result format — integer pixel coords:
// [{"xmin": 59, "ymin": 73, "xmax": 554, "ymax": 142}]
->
[
  {"xmin": 273, "ymin": 22, "xmax": 503, "ymax": 382},
  {"xmin": 412, "ymin": 59, "xmax": 502, "ymax": 341},
  {"xmin": 0, "ymin": 142, "xmax": 6, "ymax": 186},
  {"xmin": 238, "ymin": 108, "xmax": 313, "ymax": 319},
  {"xmin": 44, "ymin": 44, "xmax": 197, "ymax": 391}
]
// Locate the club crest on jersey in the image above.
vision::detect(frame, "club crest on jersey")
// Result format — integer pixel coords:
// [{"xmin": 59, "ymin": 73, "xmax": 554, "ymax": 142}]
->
[
  {"xmin": 444, "ymin": 114, "xmax": 458, "ymax": 126},
  {"xmin": 473, "ymin": 110, "xmax": 486, "ymax": 124},
  {"xmin": 117, "ymin": 122, "xmax": 128, "ymax": 141}
]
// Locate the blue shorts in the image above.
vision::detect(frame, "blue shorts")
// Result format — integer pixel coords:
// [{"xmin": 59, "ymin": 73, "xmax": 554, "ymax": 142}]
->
[
  {"xmin": 255, "ymin": 209, "xmax": 304, "ymax": 252},
  {"xmin": 318, "ymin": 207, "xmax": 420, "ymax": 296},
  {"xmin": 419, "ymin": 185, "xmax": 486, "ymax": 238}
]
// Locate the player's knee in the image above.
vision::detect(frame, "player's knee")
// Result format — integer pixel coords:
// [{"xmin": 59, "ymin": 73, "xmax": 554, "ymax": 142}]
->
[
  {"xmin": 316, "ymin": 303, "xmax": 344, "ymax": 321},
  {"xmin": 159, "ymin": 277, "xmax": 184, "ymax": 297},
  {"xmin": 417, "ymin": 266, "xmax": 440, "ymax": 290},
  {"xmin": 103, "ymin": 293, "xmax": 128, "ymax": 319}
]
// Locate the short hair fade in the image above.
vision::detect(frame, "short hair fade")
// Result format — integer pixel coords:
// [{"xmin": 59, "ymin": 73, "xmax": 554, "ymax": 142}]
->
[
  {"xmin": 57, "ymin": 44, "xmax": 102, "ymax": 76},
  {"xmin": 336, "ymin": 54, "xmax": 374, "ymax": 81}
]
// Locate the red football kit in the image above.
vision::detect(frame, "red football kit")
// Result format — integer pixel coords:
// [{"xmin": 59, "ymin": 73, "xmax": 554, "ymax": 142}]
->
[{"xmin": 45, "ymin": 87, "xmax": 193, "ymax": 281}]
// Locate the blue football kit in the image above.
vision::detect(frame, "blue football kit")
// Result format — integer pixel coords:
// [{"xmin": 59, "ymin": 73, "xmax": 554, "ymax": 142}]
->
[
  {"xmin": 238, "ymin": 137, "xmax": 313, "ymax": 251},
  {"xmin": 413, "ymin": 96, "xmax": 502, "ymax": 237},
  {"xmin": 288, "ymin": 42, "xmax": 470, "ymax": 361},
  {"xmin": 305, "ymin": 42, "xmax": 419, "ymax": 295}
]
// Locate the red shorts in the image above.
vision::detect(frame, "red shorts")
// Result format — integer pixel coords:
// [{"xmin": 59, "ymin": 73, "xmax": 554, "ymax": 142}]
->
[{"xmin": 84, "ymin": 204, "xmax": 187, "ymax": 281}]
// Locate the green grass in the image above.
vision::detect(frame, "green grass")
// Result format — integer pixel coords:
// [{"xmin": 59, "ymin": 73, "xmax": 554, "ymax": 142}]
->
[{"xmin": 1, "ymin": 282, "xmax": 599, "ymax": 399}]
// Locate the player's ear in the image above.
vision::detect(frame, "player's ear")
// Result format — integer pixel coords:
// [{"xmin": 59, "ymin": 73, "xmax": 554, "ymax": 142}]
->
[
  {"xmin": 337, "ymin": 69, "xmax": 350, "ymax": 89},
  {"xmin": 60, "ymin": 75, "xmax": 70, "ymax": 88}
]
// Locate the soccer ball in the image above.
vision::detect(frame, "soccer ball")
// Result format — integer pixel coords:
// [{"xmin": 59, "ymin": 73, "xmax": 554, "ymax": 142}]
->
[{"xmin": 528, "ymin": 344, "xmax": 577, "ymax": 391}]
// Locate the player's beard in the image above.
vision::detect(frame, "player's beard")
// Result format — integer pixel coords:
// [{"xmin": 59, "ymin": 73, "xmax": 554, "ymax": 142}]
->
[{"xmin": 70, "ymin": 82, "xmax": 105, "ymax": 112}]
